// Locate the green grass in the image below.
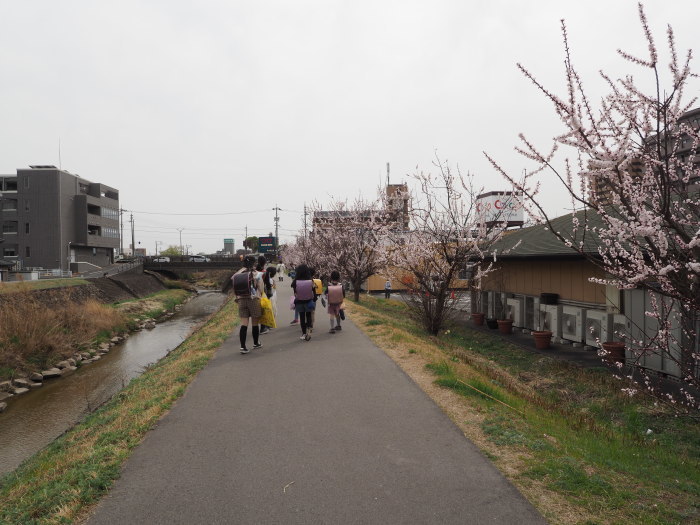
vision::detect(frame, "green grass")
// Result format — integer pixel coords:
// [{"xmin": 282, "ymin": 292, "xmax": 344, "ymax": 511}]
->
[{"xmin": 351, "ymin": 295, "xmax": 700, "ymax": 525}]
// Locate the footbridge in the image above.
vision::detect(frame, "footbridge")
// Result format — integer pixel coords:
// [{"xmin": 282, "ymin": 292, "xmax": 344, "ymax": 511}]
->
[{"xmin": 142, "ymin": 259, "xmax": 243, "ymax": 282}]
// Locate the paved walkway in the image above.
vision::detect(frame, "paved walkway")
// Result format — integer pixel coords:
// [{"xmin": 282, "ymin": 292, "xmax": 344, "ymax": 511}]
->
[{"xmin": 88, "ymin": 282, "xmax": 545, "ymax": 524}]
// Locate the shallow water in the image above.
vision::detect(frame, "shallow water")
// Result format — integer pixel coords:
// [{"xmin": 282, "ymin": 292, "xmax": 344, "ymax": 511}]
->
[{"xmin": 0, "ymin": 291, "xmax": 225, "ymax": 477}]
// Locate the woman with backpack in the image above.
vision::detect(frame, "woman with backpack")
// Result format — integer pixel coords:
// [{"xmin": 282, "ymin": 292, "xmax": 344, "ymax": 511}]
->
[
  {"xmin": 325, "ymin": 270, "xmax": 345, "ymax": 333},
  {"xmin": 257, "ymin": 256, "xmax": 274, "ymax": 334},
  {"xmin": 291, "ymin": 264, "xmax": 316, "ymax": 341},
  {"xmin": 231, "ymin": 255, "xmax": 264, "ymax": 354}
]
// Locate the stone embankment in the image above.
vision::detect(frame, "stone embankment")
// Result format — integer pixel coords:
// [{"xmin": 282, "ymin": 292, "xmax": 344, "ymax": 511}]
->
[
  {"xmin": 0, "ymin": 313, "xmax": 174, "ymax": 413},
  {"xmin": 0, "ymin": 269, "xmax": 181, "ymax": 413}
]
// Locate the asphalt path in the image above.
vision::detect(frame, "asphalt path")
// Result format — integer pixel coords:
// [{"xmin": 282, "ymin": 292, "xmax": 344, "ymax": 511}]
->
[{"xmin": 88, "ymin": 280, "xmax": 546, "ymax": 524}]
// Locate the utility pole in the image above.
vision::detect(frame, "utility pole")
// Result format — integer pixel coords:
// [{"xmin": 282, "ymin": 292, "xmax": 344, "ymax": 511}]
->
[
  {"xmin": 119, "ymin": 208, "xmax": 125, "ymax": 255},
  {"xmin": 273, "ymin": 205, "xmax": 281, "ymax": 256},
  {"xmin": 244, "ymin": 225, "xmax": 248, "ymax": 251},
  {"xmin": 303, "ymin": 204, "xmax": 308, "ymax": 239},
  {"xmin": 177, "ymin": 227, "xmax": 184, "ymax": 257},
  {"xmin": 130, "ymin": 213, "xmax": 135, "ymax": 257}
]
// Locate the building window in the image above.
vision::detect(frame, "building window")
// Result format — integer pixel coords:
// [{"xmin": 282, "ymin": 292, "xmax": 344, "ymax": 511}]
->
[
  {"xmin": 2, "ymin": 222, "xmax": 18, "ymax": 234},
  {"xmin": 25, "ymin": 200, "xmax": 30, "ymax": 212},
  {"xmin": 92, "ymin": 248, "xmax": 97, "ymax": 256},
  {"xmin": 102, "ymin": 227, "xmax": 119, "ymax": 238},
  {"xmin": 101, "ymin": 207, "xmax": 119, "ymax": 220},
  {"xmin": 25, "ymin": 246, "xmax": 30, "ymax": 257},
  {"xmin": 3, "ymin": 247, "xmax": 16, "ymax": 257},
  {"xmin": 25, "ymin": 223, "xmax": 30, "ymax": 234},
  {"xmin": 1, "ymin": 199, "xmax": 17, "ymax": 211}
]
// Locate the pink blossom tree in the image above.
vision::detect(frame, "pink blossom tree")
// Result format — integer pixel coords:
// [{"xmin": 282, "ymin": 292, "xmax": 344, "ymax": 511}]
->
[
  {"xmin": 285, "ymin": 197, "xmax": 391, "ymax": 302},
  {"xmin": 485, "ymin": 4, "xmax": 700, "ymax": 403},
  {"xmin": 382, "ymin": 158, "xmax": 508, "ymax": 335}
]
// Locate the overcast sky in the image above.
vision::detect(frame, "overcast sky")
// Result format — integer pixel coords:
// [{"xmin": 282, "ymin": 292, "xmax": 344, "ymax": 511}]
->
[{"xmin": 1, "ymin": 1, "xmax": 698, "ymax": 254}]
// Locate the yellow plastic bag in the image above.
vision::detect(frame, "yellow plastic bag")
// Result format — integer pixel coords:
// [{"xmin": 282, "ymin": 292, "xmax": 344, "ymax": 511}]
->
[{"xmin": 259, "ymin": 295, "xmax": 276, "ymax": 328}]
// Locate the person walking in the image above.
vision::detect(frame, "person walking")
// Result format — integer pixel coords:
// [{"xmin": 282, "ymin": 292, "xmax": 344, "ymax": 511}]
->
[
  {"xmin": 276, "ymin": 262, "xmax": 285, "ymax": 281},
  {"xmin": 291, "ymin": 264, "xmax": 316, "ymax": 341},
  {"xmin": 384, "ymin": 278, "xmax": 392, "ymax": 299},
  {"xmin": 266, "ymin": 266, "xmax": 278, "ymax": 318},
  {"xmin": 311, "ymin": 268, "xmax": 323, "ymax": 334},
  {"xmin": 231, "ymin": 255, "xmax": 264, "ymax": 354},
  {"xmin": 257, "ymin": 256, "xmax": 273, "ymax": 334},
  {"xmin": 325, "ymin": 270, "xmax": 345, "ymax": 333}
]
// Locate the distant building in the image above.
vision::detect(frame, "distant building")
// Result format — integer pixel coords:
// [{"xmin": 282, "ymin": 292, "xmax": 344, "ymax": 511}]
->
[
  {"xmin": 312, "ymin": 183, "xmax": 410, "ymax": 232},
  {"xmin": 223, "ymin": 238, "xmax": 235, "ymax": 254},
  {"xmin": 0, "ymin": 166, "xmax": 120, "ymax": 271},
  {"xmin": 589, "ymin": 107, "xmax": 700, "ymax": 205}
]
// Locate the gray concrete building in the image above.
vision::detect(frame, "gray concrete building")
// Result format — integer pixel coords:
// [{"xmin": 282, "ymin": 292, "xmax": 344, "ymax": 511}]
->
[{"xmin": 0, "ymin": 166, "xmax": 119, "ymax": 272}]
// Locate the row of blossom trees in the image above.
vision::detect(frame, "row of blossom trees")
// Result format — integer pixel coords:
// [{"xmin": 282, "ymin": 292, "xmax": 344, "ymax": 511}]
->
[
  {"xmin": 282, "ymin": 4, "xmax": 699, "ymax": 406},
  {"xmin": 282, "ymin": 198, "xmax": 390, "ymax": 303},
  {"xmin": 485, "ymin": 3, "xmax": 699, "ymax": 402},
  {"xmin": 281, "ymin": 158, "xmax": 508, "ymax": 335}
]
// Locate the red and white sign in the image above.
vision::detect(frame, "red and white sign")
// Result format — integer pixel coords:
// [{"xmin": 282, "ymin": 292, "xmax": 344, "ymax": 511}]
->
[{"xmin": 476, "ymin": 192, "xmax": 524, "ymax": 226}]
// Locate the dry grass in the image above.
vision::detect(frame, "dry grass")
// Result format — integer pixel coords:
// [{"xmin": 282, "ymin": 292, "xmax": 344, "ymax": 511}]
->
[
  {"xmin": 0, "ymin": 297, "xmax": 239, "ymax": 524},
  {"xmin": 0, "ymin": 279, "xmax": 89, "ymax": 294},
  {"xmin": 0, "ymin": 289, "xmax": 126, "ymax": 376},
  {"xmin": 190, "ymin": 270, "xmax": 232, "ymax": 289}
]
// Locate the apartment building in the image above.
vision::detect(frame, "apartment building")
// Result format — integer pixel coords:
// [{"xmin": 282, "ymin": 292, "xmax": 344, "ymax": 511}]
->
[{"xmin": 0, "ymin": 166, "xmax": 120, "ymax": 271}]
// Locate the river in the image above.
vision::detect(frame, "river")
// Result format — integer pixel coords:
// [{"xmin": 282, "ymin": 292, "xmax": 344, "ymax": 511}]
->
[{"xmin": 0, "ymin": 291, "xmax": 226, "ymax": 477}]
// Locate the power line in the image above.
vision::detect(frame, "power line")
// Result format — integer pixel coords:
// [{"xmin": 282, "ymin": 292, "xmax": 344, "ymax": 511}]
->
[{"xmin": 123, "ymin": 208, "xmax": 303, "ymax": 216}]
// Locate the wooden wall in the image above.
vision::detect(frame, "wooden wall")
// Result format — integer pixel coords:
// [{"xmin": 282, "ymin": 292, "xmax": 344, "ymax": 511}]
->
[
  {"xmin": 365, "ymin": 272, "xmax": 469, "ymax": 292},
  {"xmin": 479, "ymin": 258, "xmax": 606, "ymax": 304}
]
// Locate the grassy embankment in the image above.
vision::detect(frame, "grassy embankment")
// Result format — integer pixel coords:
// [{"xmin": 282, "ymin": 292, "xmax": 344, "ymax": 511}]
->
[
  {"xmin": 0, "ymin": 278, "xmax": 90, "ymax": 293},
  {"xmin": 347, "ymin": 296, "xmax": 699, "ymax": 525},
  {"xmin": 0, "ymin": 280, "xmax": 191, "ymax": 381},
  {"xmin": 0, "ymin": 294, "xmax": 238, "ymax": 524}
]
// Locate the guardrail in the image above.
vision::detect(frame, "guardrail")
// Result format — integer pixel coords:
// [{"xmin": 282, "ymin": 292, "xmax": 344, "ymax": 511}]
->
[{"xmin": 39, "ymin": 270, "xmax": 72, "ymax": 279}]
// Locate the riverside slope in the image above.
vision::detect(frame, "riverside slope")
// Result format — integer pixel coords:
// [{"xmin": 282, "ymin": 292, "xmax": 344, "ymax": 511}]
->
[{"xmin": 87, "ymin": 282, "xmax": 545, "ymax": 524}]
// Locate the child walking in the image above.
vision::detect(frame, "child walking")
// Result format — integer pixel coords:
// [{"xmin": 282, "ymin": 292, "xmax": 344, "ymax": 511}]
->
[
  {"xmin": 325, "ymin": 270, "xmax": 345, "ymax": 333},
  {"xmin": 291, "ymin": 264, "xmax": 317, "ymax": 341}
]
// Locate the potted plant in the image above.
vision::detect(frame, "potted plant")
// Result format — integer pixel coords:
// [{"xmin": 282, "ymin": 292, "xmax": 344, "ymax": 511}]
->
[
  {"xmin": 470, "ymin": 285, "xmax": 485, "ymax": 326},
  {"xmin": 493, "ymin": 270, "xmax": 513, "ymax": 334},
  {"xmin": 601, "ymin": 341, "xmax": 625, "ymax": 365},
  {"xmin": 531, "ymin": 303, "xmax": 552, "ymax": 349},
  {"xmin": 532, "ymin": 329, "xmax": 553, "ymax": 349}
]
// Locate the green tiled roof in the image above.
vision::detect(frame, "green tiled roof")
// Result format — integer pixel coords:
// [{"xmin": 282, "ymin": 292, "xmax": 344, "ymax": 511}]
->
[{"xmin": 487, "ymin": 210, "xmax": 604, "ymax": 259}]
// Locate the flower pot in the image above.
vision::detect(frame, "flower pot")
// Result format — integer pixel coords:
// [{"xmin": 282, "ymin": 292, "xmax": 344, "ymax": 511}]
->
[
  {"xmin": 532, "ymin": 330, "xmax": 553, "ymax": 350},
  {"xmin": 486, "ymin": 318, "xmax": 498, "ymax": 329},
  {"xmin": 471, "ymin": 312, "xmax": 485, "ymax": 326},
  {"xmin": 497, "ymin": 319, "xmax": 513, "ymax": 334},
  {"xmin": 601, "ymin": 341, "xmax": 625, "ymax": 365}
]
